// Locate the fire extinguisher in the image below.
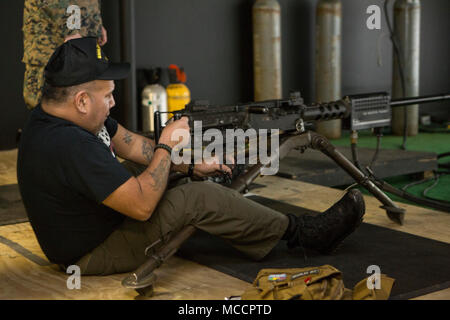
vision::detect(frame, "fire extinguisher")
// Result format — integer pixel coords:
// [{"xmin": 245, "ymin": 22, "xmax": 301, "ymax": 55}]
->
[
  {"xmin": 166, "ymin": 64, "xmax": 191, "ymax": 116},
  {"xmin": 141, "ymin": 68, "xmax": 168, "ymax": 132}
]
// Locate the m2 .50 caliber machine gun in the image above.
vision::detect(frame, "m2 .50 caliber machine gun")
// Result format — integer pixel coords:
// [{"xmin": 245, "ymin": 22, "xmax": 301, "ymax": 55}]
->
[{"xmin": 122, "ymin": 91, "xmax": 450, "ymax": 296}]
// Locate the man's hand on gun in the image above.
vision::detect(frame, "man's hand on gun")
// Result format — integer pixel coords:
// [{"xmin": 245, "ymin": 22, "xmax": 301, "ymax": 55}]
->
[
  {"xmin": 193, "ymin": 155, "xmax": 234, "ymax": 179},
  {"xmin": 158, "ymin": 116, "xmax": 190, "ymax": 149},
  {"xmin": 159, "ymin": 117, "xmax": 234, "ymax": 179}
]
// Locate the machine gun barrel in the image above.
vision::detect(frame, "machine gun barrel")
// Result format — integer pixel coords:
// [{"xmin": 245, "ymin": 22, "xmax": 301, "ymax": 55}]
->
[
  {"xmin": 390, "ymin": 93, "xmax": 450, "ymax": 107},
  {"xmin": 301, "ymin": 100, "xmax": 349, "ymax": 122},
  {"xmin": 300, "ymin": 92, "xmax": 450, "ymax": 124}
]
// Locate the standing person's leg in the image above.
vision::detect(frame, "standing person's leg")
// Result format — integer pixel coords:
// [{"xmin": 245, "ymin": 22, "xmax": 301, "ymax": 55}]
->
[
  {"xmin": 23, "ymin": 64, "xmax": 45, "ymax": 109},
  {"xmin": 76, "ymin": 180, "xmax": 289, "ymax": 275}
]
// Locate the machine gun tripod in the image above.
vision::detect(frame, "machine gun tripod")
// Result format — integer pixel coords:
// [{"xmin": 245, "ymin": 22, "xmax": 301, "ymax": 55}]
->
[{"xmin": 122, "ymin": 129, "xmax": 404, "ymax": 297}]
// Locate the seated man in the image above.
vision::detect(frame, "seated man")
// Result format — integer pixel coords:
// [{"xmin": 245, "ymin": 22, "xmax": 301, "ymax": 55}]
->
[{"xmin": 17, "ymin": 37, "xmax": 365, "ymax": 275}]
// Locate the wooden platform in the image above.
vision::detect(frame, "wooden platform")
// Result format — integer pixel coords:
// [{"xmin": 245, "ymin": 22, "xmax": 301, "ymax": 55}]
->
[
  {"xmin": 0, "ymin": 149, "xmax": 449, "ymax": 300},
  {"xmin": 278, "ymin": 146, "xmax": 437, "ymax": 186},
  {"xmin": 0, "ymin": 184, "xmax": 28, "ymax": 226}
]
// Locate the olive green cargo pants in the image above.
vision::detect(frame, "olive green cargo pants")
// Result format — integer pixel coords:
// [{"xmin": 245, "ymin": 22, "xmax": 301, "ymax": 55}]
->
[{"xmin": 76, "ymin": 177, "xmax": 289, "ymax": 276}]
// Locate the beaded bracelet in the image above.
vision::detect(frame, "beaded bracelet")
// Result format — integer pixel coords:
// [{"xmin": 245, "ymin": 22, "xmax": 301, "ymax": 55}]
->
[{"xmin": 154, "ymin": 143, "xmax": 172, "ymax": 155}]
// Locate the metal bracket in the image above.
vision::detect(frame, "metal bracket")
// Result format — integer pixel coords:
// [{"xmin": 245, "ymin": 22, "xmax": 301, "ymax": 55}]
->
[{"xmin": 295, "ymin": 118, "xmax": 305, "ymax": 133}]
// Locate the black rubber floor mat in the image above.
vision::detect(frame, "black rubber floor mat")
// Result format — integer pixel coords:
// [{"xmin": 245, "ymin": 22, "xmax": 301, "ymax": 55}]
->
[{"xmin": 178, "ymin": 195, "xmax": 450, "ymax": 300}]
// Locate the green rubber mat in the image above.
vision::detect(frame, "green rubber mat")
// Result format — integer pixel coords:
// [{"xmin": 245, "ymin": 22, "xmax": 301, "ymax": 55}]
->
[{"xmin": 331, "ymin": 131, "xmax": 450, "ymax": 205}]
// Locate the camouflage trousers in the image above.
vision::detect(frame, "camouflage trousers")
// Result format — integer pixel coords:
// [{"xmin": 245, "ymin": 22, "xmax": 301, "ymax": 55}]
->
[{"xmin": 23, "ymin": 63, "xmax": 45, "ymax": 109}]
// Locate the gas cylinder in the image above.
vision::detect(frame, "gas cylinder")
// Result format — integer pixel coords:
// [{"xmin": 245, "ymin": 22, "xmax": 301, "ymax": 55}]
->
[
  {"xmin": 315, "ymin": 0, "xmax": 342, "ymax": 139},
  {"xmin": 166, "ymin": 64, "xmax": 191, "ymax": 116},
  {"xmin": 141, "ymin": 68, "xmax": 168, "ymax": 132},
  {"xmin": 252, "ymin": 0, "xmax": 282, "ymax": 101},
  {"xmin": 391, "ymin": 0, "xmax": 421, "ymax": 136}
]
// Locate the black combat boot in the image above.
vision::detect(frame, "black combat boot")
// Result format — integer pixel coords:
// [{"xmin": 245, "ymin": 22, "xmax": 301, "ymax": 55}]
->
[{"xmin": 285, "ymin": 189, "xmax": 365, "ymax": 254}]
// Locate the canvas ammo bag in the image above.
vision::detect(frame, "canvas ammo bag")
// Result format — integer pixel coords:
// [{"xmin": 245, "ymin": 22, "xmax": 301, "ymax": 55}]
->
[{"xmin": 240, "ymin": 265, "xmax": 395, "ymax": 300}]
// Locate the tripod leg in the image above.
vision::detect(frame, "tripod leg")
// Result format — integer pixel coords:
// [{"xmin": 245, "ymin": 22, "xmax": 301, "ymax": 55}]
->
[
  {"xmin": 121, "ymin": 225, "xmax": 196, "ymax": 296},
  {"xmin": 307, "ymin": 131, "xmax": 405, "ymax": 225},
  {"xmin": 230, "ymin": 133, "xmax": 315, "ymax": 193}
]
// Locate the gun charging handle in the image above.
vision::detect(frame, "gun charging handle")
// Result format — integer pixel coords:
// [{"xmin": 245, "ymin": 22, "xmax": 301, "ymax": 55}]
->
[
  {"xmin": 154, "ymin": 111, "xmax": 162, "ymax": 143},
  {"xmin": 154, "ymin": 110, "xmax": 183, "ymax": 142}
]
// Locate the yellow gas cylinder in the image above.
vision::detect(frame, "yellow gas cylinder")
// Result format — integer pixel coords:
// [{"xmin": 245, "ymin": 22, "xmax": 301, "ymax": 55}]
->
[{"xmin": 167, "ymin": 64, "xmax": 191, "ymax": 115}]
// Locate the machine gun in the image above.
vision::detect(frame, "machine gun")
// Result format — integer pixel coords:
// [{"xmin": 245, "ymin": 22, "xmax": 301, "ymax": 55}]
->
[
  {"xmin": 122, "ymin": 91, "xmax": 450, "ymax": 297},
  {"xmin": 155, "ymin": 91, "xmax": 450, "ymax": 220}
]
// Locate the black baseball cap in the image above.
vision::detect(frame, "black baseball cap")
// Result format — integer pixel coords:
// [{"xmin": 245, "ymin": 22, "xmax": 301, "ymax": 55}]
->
[{"xmin": 44, "ymin": 37, "xmax": 130, "ymax": 87}]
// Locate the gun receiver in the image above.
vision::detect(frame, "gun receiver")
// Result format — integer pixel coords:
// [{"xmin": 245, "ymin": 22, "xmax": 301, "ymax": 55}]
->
[{"xmin": 167, "ymin": 91, "xmax": 349, "ymax": 135}]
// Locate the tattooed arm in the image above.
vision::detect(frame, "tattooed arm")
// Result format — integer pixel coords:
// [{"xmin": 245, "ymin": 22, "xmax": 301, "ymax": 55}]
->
[
  {"xmin": 113, "ymin": 123, "xmax": 233, "ymax": 177},
  {"xmin": 102, "ymin": 149, "xmax": 171, "ymax": 221},
  {"xmin": 112, "ymin": 123, "xmax": 156, "ymax": 165},
  {"xmin": 103, "ymin": 118, "xmax": 190, "ymax": 221},
  {"xmin": 112, "ymin": 124, "xmax": 192, "ymax": 173}
]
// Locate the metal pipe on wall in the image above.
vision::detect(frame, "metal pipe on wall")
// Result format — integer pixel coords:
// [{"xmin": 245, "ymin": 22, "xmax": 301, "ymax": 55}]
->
[
  {"xmin": 391, "ymin": 0, "xmax": 421, "ymax": 136},
  {"xmin": 252, "ymin": 0, "xmax": 282, "ymax": 101},
  {"xmin": 120, "ymin": 0, "xmax": 138, "ymax": 131},
  {"xmin": 315, "ymin": 0, "xmax": 342, "ymax": 139}
]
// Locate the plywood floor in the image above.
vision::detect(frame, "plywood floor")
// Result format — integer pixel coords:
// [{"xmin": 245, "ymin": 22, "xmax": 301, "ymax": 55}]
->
[{"xmin": 0, "ymin": 149, "xmax": 448, "ymax": 300}]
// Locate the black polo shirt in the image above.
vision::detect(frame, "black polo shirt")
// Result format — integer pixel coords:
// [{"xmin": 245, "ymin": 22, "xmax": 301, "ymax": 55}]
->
[{"xmin": 17, "ymin": 105, "xmax": 132, "ymax": 266}]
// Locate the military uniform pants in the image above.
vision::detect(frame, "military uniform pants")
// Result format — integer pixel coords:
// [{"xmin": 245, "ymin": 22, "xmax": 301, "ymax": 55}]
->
[
  {"xmin": 76, "ymin": 180, "xmax": 289, "ymax": 276},
  {"xmin": 23, "ymin": 63, "xmax": 45, "ymax": 109}
]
